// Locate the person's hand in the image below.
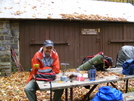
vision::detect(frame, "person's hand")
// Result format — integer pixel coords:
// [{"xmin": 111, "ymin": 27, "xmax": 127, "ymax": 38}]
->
[{"xmin": 32, "ymin": 75, "xmax": 36, "ymax": 82}]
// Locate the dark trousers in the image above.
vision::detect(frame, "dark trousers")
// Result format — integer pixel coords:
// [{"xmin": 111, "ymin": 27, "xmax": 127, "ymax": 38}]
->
[{"xmin": 24, "ymin": 80, "xmax": 64, "ymax": 101}]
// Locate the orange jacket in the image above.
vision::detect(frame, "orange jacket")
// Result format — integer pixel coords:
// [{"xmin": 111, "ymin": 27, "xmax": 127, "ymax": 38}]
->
[{"xmin": 26, "ymin": 47, "xmax": 60, "ymax": 83}]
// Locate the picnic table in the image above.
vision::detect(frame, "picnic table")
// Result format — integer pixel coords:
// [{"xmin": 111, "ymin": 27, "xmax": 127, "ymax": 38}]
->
[
  {"xmin": 37, "ymin": 68, "xmax": 134, "ymax": 101},
  {"xmin": 106, "ymin": 67, "xmax": 134, "ymax": 93}
]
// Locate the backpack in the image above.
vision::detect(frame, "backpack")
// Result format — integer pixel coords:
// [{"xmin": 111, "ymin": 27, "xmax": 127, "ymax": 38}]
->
[
  {"xmin": 35, "ymin": 68, "xmax": 56, "ymax": 81},
  {"xmin": 35, "ymin": 68, "xmax": 56, "ymax": 101},
  {"xmin": 92, "ymin": 86, "xmax": 123, "ymax": 101},
  {"xmin": 82, "ymin": 52, "xmax": 113, "ymax": 71},
  {"xmin": 122, "ymin": 59, "xmax": 134, "ymax": 75}
]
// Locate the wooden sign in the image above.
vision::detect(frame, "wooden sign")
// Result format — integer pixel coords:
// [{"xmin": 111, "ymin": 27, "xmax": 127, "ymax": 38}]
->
[{"xmin": 81, "ymin": 28, "xmax": 99, "ymax": 35}]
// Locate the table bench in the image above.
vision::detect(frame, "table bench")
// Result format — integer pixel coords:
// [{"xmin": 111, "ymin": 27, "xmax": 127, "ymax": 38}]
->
[{"xmin": 123, "ymin": 92, "xmax": 134, "ymax": 101}]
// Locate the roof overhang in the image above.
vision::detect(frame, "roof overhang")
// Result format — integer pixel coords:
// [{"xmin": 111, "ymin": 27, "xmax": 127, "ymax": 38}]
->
[{"xmin": 0, "ymin": 0, "xmax": 134, "ymax": 22}]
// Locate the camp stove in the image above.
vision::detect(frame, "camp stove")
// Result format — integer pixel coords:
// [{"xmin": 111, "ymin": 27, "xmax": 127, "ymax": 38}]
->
[{"xmin": 60, "ymin": 63, "xmax": 69, "ymax": 82}]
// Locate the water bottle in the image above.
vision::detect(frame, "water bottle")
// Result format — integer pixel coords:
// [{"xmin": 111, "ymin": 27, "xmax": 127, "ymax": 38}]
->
[{"xmin": 89, "ymin": 65, "xmax": 96, "ymax": 81}]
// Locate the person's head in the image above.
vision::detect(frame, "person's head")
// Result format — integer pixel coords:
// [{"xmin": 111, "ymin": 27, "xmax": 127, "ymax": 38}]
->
[{"xmin": 43, "ymin": 40, "xmax": 54, "ymax": 56}]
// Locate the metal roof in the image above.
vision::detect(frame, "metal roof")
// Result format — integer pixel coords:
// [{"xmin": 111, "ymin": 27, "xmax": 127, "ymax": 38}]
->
[{"xmin": 0, "ymin": 0, "xmax": 134, "ymax": 22}]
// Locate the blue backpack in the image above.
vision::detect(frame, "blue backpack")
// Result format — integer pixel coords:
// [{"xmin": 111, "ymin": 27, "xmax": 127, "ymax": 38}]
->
[
  {"xmin": 92, "ymin": 86, "xmax": 123, "ymax": 101},
  {"xmin": 122, "ymin": 59, "xmax": 134, "ymax": 75}
]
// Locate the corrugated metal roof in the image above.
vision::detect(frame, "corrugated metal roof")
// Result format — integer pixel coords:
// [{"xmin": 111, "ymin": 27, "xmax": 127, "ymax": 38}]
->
[{"xmin": 0, "ymin": 0, "xmax": 134, "ymax": 22}]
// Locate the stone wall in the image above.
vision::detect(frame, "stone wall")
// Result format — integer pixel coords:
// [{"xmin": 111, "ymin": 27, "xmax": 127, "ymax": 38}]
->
[{"xmin": 0, "ymin": 20, "xmax": 19, "ymax": 76}]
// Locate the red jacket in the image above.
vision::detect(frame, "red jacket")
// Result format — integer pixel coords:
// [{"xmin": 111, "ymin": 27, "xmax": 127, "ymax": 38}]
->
[{"xmin": 26, "ymin": 47, "xmax": 60, "ymax": 83}]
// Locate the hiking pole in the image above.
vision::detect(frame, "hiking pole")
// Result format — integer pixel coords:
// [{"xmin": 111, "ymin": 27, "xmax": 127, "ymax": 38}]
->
[
  {"xmin": 49, "ymin": 82, "xmax": 52, "ymax": 101},
  {"xmin": 10, "ymin": 48, "xmax": 24, "ymax": 72}
]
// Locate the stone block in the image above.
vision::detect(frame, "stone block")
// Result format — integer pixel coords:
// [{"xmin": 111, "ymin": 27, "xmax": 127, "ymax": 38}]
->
[
  {"xmin": 0, "ymin": 36, "xmax": 4, "ymax": 40},
  {"xmin": 5, "ymin": 45, "xmax": 10, "ymax": 50},
  {"xmin": 2, "ymin": 29, "xmax": 9, "ymax": 35},
  {"xmin": 0, "ymin": 52, "xmax": 2, "ymax": 56},
  {"xmin": 1, "ymin": 57, "xmax": 10, "ymax": 62},
  {"xmin": 2, "ymin": 40, "xmax": 11, "ymax": 45},
  {"xmin": 5, "ymin": 35, "xmax": 11, "ymax": 40},
  {"xmin": 0, "ymin": 62, "xmax": 11, "ymax": 66},
  {"xmin": 11, "ymin": 44, "xmax": 18, "ymax": 49},
  {"xmin": 6, "ymin": 23, "xmax": 10, "ymax": 29},
  {"xmin": 14, "ymin": 37, "xmax": 19, "ymax": 43},
  {"xmin": 5, "ymin": 51, "xmax": 10, "ymax": 56},
  {"xmin": 0, "ymin": 62, "xmax": 11, "ymax": 76},
  {"xmin": 0, "ymin": 68, "xmax": 11, "ymax": 76},
  {"xmin": 0, "ymin": 29, "xmax": 2, "ymax": 34},
  {"xmin": 0, "ymin": 46, "xmax": 6, "ymax": 51},
  {"xmin": 11, "ymin": 29, "xmax": 18, "ymax": 36},
  {"xmin": 0, "ymin": 22, "xmax": 4, "ymax": 28},
  {"xmin": 11, "ymin": 23, "xmax": 19, "ymax": 29}
]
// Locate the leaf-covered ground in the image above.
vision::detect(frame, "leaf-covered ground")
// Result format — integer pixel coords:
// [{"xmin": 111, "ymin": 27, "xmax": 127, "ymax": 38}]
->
[{"xmin": 0, "ymin": 71, "xmax": 134, "ymax": 101}]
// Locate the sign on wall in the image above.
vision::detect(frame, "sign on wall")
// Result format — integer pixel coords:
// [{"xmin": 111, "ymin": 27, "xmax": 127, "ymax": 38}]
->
[{"xmin": 81, "ymin": 28, "xmax": 100, "ymax": 35}]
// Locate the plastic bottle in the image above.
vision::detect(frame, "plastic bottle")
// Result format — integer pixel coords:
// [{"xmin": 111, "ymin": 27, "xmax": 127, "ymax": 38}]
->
[{"xmin": 89, "ymin": 65, "xmax": 96, "ymax": 81}]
